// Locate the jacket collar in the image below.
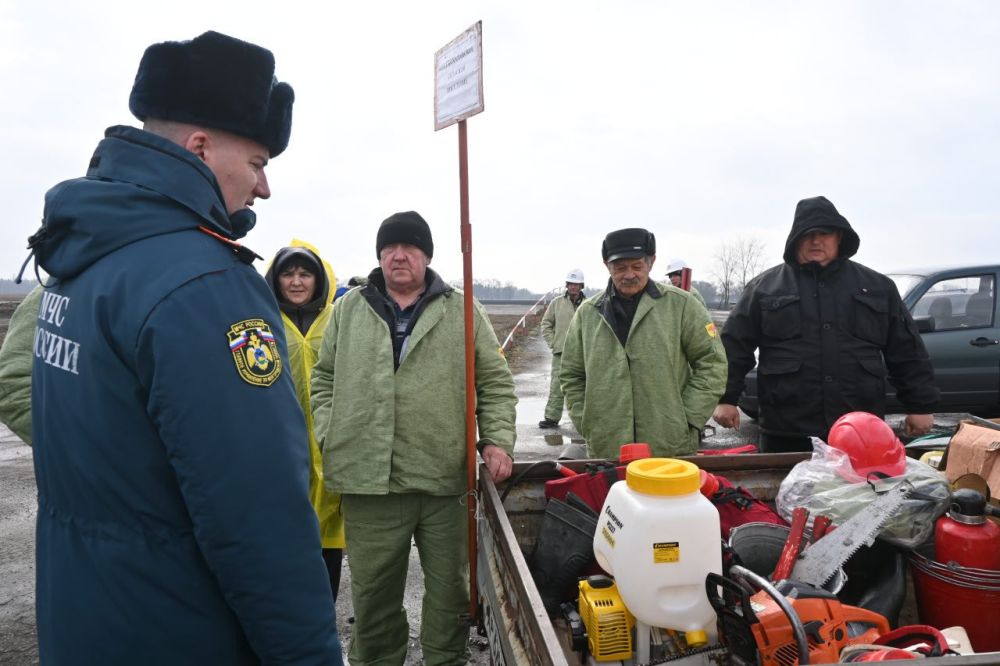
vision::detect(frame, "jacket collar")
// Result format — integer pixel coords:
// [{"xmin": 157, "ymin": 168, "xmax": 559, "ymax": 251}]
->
[
  {"xmin": 595, "ymin": 278, "xmax": 662, "ymax": 338},
  {"xmin": 33, "ymin": 125, "xmax": 256, "ymax": 281},
  {"xmin": 796, "ymin": 256, "xmax": 846, "ymax": 278},
  {"xmin": 95, "ymin": 126, "xmax": 250, "ymax": 239},
  {"xmin": 365, "ymin": 266, "xmax": 452, "ymax": 303}
]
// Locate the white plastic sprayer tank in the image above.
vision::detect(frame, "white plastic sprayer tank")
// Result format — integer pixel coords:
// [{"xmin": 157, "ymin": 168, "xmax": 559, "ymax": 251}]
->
[{"xmin": 592, "ymin": 458, "xmax": 721, "ymax": 646}]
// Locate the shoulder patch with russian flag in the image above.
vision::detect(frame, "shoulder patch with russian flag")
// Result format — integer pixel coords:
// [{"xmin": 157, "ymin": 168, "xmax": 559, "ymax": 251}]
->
[{"xmin": 227, "ymin": 319, "xmax": 282, "ymax": 386}]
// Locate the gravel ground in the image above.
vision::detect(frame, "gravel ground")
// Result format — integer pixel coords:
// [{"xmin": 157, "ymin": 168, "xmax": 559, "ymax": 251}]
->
[{"xmin": 0, "ymin": 429, "xmax": 36, "ymax": 665}]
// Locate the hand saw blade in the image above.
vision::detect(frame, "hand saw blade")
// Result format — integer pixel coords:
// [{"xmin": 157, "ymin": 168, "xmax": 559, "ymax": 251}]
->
[{"xmin": 789, "ymin": 479, "xmax": 914, "ymax": 588}]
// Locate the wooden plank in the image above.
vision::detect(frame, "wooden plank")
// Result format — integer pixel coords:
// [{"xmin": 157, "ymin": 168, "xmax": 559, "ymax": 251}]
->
[{"xmin": 478, "ymin": 464, "xmax": 569, "ymax": 665}]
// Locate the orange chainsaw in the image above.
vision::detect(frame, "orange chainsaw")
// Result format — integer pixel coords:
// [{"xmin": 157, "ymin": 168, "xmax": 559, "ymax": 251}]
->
[{"xmin": 707, "ymin": 567, "xmax": 890, "ymax": 666}]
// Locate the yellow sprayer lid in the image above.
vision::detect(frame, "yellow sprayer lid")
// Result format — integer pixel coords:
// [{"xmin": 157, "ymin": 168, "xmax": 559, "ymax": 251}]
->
[
  {"xmin": 685, "ymin": 630, "xmax": 708, "ymax": 648},
  {"xmin": 625, "ymin": 458, "xmax": 700, "ymax": 496}
]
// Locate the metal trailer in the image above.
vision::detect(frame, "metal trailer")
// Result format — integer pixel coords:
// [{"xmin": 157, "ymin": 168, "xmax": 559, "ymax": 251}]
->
[{"xmin": 476, "ymin": 454, "xmax": 1000, "ymax": 666}]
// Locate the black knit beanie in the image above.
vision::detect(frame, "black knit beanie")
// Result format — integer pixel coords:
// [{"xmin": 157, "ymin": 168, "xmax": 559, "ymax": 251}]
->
[{"xmin": 375, "ymin": 211, "xmax": 434, "ymax": 258}]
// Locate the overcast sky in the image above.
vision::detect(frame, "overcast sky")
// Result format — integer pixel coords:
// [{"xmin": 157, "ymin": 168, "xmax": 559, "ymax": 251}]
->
[{"xmin": 2, "ymin": 1, "xmax": 998, "ymax": 294}]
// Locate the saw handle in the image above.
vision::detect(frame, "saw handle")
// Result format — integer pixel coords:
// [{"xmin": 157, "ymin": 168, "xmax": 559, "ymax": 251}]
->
[
  {"xmin": 773, "ymin": 507, "xmax": 809, "ymax": 581},
  {"xmin": 841, "ymin": 604, "xmax": 891, "ymax": 643},
  {"xmin": 728, "ymin": 565, "xmax": 811, "ymax": 665},
  {"xmin": 811, "ymin": 515, "xmax": 833, "ymax": 542},
  {"xmin": 705, "ymin": 572, "xmax": 758, "ymax": 622}
]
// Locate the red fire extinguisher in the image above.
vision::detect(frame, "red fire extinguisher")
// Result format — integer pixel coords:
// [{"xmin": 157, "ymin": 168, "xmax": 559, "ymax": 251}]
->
[{"xmin": 934, "ymin": 488, "xmax": 1000, "ymax": 570}]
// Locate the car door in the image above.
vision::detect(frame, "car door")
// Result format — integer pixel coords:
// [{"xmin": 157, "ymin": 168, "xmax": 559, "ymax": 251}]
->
[{"xmin": 909, "ymin": 270, "xmax": 1000, "ymax": 414}]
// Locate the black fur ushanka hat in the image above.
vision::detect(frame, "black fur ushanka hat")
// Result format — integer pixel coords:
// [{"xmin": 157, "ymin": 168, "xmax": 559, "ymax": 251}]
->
[{"xmin": 128, "ymin": 31, "xmax": 294, "ymax": 157}]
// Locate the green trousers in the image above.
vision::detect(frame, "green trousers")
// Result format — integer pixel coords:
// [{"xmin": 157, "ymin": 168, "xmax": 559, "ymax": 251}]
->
[
  {"xmin": 544, "ymin": 352, "xmax": 564, "ymax": 422},
  {"xmin": 343, "ymin": 493, "xmax": 469, "ymax": 666}
]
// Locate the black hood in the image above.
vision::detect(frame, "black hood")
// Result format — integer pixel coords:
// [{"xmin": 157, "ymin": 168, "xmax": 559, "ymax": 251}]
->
[
  {"xmin": 782, "ymin": 196, "xmax": 860, "ymax": 264},
  {"xmin": 264, "ymin": 245, "xmax": 330, "ymax": 315}
]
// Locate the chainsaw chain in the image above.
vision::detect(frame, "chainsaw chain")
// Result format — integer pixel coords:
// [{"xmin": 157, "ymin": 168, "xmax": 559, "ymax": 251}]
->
[{"xmin": 634, "ymin": 644, "xmax": 726, "ymax": 665}]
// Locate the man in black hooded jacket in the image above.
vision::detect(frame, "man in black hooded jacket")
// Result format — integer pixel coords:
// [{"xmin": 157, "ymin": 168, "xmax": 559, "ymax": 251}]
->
[{"xmin": 712, "ymin": 196, "xmax": 938, "ymax": 452}]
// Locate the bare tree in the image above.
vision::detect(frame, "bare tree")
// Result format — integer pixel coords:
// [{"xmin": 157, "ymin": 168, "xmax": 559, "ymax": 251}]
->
[
  {"xmin": 713, "ymin": 236, "xmax": 767, "ymax": 307},
  {"xmin": 713, "ymin": 243, "xmax": 739, "ymax": 308},
  {"xmin": 734, "ymin": 237, "xmax": 767, "ymax": 293}
]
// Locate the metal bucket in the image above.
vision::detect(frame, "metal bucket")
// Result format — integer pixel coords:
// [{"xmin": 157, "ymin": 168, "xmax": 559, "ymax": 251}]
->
[
  {"xmin": 909, "ymin": 551, "xmax": 1000, "ymax": 652},
  {"xmin": 728, "ymin": 522, "xmax": 846, "ymax": 594}
]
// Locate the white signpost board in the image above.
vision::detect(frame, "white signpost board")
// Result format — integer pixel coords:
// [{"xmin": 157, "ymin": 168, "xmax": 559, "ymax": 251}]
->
[{"xmin": 434, "ymin": 21, "xmax": 484, "ymax": 131}]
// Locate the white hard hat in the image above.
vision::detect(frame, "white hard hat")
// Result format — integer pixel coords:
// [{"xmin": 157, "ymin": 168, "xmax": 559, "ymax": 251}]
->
[
  {"xmin": 665, "ymin": 258, "xmax": 688, "ymax": 275},
  {"xmin": 565, "ymin": 268, "xmax": 585, "ymax": 284}
]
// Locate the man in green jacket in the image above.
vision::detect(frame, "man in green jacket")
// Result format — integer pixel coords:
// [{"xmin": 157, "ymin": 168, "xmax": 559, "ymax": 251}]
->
[
  {"xmin": 310, "ymin": 211, "xmax": 517, "ymax": 666},
  {"xmin": 561, "ymin": 228, "xmax": 728, "ymax": 459},
  {"xmin": 0, "ymin": 285, "xmax": 42, "ymax": 444},
  {"xmin": 538, "ymin": 268, "xmax": 585, "ymax": 428}
]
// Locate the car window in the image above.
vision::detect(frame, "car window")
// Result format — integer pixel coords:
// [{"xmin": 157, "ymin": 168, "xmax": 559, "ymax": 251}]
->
[
  {"xmin": 912, "ymin": 274, "xmax": 995, "ymax": 331},
  {"xmin": 887, "ymin": 274, "xmax": 924, "ymax": 299}
]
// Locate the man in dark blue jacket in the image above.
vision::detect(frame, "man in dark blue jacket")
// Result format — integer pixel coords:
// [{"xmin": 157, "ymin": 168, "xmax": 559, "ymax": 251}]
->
[{"xmin": 28, "ymin": 32, "xmax": 343, "ymax": 664}]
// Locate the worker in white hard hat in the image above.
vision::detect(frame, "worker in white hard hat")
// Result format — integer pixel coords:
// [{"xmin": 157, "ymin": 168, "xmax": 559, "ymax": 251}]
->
[
  {"xmin": 665, "ymin": 257, "xmax": 707, "ymax": 307},
  {"xmin": 539, "ymin": 269, "xmax": 586, "ymax": 428}
]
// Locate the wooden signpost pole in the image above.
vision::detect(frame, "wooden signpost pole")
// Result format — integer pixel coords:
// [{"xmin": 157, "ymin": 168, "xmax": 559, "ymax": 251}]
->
[{"xmin": 434, "ymin": 20, "xmax": 485, "ymax": 624}]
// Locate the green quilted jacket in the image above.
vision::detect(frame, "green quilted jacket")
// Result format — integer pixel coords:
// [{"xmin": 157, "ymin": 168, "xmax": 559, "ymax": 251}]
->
[
  {"xmin": 561, "ymin": 280, "xmax": 727, "ymax": 458},
  {"xmin": 311, "ymin": 270, "xmax": 516, "ymax": 495}
]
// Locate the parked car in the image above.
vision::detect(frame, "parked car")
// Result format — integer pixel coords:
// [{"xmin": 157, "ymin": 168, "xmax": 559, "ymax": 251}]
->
[{"xmin": 737, "ymin": 264, "xmax": 1000, "ymax": 419}]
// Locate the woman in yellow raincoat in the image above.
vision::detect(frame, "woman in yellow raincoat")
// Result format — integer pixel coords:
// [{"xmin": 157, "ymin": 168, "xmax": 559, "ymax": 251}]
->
[{"xmin": 265, "ymin": 240, "xmax": 346, "ymax": 599}]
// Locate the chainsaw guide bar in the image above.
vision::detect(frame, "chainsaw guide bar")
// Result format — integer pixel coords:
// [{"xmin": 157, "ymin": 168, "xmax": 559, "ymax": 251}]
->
[{"xmin": 789, "ymin": 480, "xmax": 914, "ymax": 587}]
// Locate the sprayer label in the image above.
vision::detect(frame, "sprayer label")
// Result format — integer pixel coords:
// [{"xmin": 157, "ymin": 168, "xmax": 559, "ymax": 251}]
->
[
  {"xmin": 601, "ymin": 526, "xmax": 616, "ymax": 548},
  {"xmin": 604, "ymin": 506, "xmax": 624, "ymax": 530},
  {"xmin": 653, "ymin": 542, "xmax": 679, "ymax": 563}
]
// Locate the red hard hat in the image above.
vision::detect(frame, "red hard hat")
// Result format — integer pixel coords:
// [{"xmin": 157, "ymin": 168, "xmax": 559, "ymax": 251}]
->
[{"xmin": 827, "ymin": 412, "xmax": 906, "ymax": 479}]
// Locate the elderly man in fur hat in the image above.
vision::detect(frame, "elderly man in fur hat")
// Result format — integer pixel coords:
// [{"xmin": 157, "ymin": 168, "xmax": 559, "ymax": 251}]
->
[{"xmin": 26, "ymin": 32, "xmax": 344, "ymax": 664}]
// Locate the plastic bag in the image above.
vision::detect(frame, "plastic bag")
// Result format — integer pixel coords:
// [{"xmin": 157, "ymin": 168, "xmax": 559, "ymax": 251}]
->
[{"xmin": 776, "ymin": 438, "xmax": 949, "ymax": 549}]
